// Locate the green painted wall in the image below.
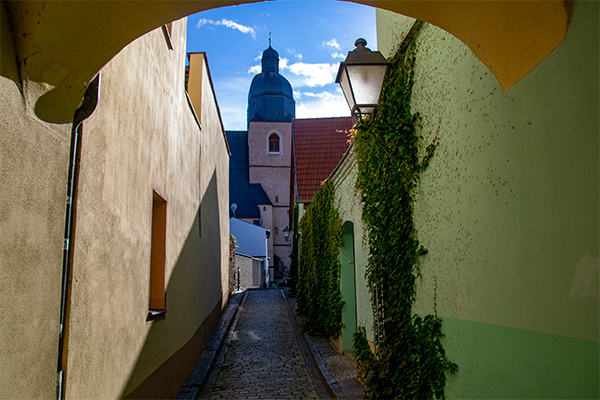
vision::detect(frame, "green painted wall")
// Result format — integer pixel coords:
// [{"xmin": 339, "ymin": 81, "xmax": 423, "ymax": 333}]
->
[
  {"xmin": 442, "ymin": 318, "xmax": 599, "ymax": 399},
  {"xmin": 366, "ymin": 0, "xmax": 599, "ymax": 396},
  {"xmin": 331, "ymin": 149, "xmax": 374, "ymax": 345}
]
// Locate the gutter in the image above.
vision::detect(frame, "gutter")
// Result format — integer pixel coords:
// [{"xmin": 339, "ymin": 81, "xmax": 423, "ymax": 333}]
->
[{"xmin": 57, "ymin": 73, "xmax": 101, "ymax": 400}]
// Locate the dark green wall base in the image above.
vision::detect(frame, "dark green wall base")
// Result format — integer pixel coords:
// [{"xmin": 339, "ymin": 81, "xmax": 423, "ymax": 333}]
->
[{"xmin": 442, "ymin": 317, "xmax": 599, "ymax": 399}]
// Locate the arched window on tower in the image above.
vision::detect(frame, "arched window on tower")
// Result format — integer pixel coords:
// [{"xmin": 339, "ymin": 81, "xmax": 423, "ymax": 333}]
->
[{"xmin": 267, "ymin": 132, "xmax": 281, "ymax": 154}]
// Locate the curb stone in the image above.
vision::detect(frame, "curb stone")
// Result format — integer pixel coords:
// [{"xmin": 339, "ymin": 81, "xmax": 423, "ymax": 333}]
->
[
  {"xmin": 280, "ymin": 289, "xmax": 334, "ymax": 399},
  {"xmin": 282, "ymin": 289, "xmax": 366, "ymax": 400}
]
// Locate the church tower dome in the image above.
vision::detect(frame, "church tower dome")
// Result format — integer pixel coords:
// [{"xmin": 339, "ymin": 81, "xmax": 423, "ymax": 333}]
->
[{"xmin": 248, "ymin": 44, "xmax": 295, "ymax": 123}]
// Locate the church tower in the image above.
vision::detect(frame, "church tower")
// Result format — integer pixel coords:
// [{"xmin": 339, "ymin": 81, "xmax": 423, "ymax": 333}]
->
[
  {"xmin": 247, "ymin": 43, "xmax": 295, "ymax": 279},
  {"xmin": 248, "ymin": 45, "xmax": 295, "ymax": 123}
]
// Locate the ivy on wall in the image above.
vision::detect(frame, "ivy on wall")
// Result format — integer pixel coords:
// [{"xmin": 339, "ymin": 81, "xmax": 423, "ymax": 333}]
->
[
  {"xmin": 289, "ymin": 203, "xmax": 299, "ymax": 296},
  {"xmin": 229, "ymin": 234, "xmax": 237, "ymax": 294},
  {"xmin": 352, "ymin": 21, "xmax": 457, "ymax": 399},
  {"xmin": 296, "ymin": 179, "xmax": 344, "ymax": 337}
]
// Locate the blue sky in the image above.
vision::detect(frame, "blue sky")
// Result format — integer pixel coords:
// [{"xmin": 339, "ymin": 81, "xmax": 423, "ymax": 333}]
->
[{"xmin": 186, "ymin": 0, "xmax": 376, "ymax": 130}]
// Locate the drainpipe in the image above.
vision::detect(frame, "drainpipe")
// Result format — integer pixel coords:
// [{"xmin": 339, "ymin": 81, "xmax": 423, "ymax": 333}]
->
[{"xmin": 57, "ymin": 73, "xmax": 101, "ymax": 400}]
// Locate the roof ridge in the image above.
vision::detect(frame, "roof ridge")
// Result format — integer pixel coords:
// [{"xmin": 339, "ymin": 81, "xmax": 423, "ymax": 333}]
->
[{"xmin": 293, "ymin": 116, "xmax": 356, "ymax": 121}]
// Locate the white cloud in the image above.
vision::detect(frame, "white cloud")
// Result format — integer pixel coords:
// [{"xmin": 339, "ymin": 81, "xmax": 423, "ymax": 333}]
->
[
  {"xmin": 279, "ymin": 57, "xmax": 289, "ymax": 70},
  {"xmin": 247, "ymin": 58, "xmax": 338, "ymax": 88},
  {"xmin": 286, "ymin": 49, "xmax": 303, "ymax": 61},
  {"xmin": 197, "ymin": 18, "xmax": 256, "ymax": 39},
  {"xmin": 295, "ymin": 90, "xmax": 351, "ymax": 119},
  {"xmin": 197, "ymin": 18, "xmax": 212, "ymax": 28},
  {"xmin": 300, "ymin": 91, "xmax": 327, "ymax": 98},
  {"xmin": 284, "ymin": 62, "xmax": 339, "ymax": 87},
  {"xmin": 213, "ymin": 78, "xmax": 350, "ymax": 128},
  {"xmin": 245, "ymin": 53, "xmax": 340, "ymax": 90},
  {"xmin": 322, "ymin": 38, "xmax": 341, "ymax": 50},
  {"xmin": 219, "ymin": 19, "xmax": 256, "ymax": 38},
  {"xmin": 331, "ymin": 52, "xmax": 346, "ymax": 60}
]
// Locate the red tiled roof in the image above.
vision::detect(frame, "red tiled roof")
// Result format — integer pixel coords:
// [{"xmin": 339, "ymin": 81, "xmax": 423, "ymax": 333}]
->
[{"xmin": 294, "ymin": 116, "xmax": 356, "ymax": 201}]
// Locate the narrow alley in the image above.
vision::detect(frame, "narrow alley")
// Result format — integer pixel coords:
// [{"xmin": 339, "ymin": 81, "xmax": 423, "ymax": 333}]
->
[
  {"xmin": 205, "ymin": 289, "xmax": 322, "ymax": 399},
  {"xmin": 176, "ymin": 289, "xmax": 364, "ymax": 399}
]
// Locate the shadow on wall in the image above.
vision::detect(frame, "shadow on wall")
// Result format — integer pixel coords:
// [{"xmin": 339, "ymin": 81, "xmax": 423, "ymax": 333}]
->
[
  {"xmin": 0, "ymin": 7, "xmax": 19, "ymax": 85},
  {"xmin": 121, "ymin": 171, "xmax": 223, "ymax": 399}
]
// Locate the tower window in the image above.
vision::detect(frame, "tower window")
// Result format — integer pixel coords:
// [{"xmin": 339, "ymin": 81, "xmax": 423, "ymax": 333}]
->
[{"xmin": 267, "ymin": 132, "xmax": 281, "ymax": 154}]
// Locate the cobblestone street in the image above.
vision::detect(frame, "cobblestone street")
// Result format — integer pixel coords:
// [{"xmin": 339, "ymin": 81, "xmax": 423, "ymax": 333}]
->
[{"xmin": 202, "ymin": 290, "xmax": 326, "ymax": 399}]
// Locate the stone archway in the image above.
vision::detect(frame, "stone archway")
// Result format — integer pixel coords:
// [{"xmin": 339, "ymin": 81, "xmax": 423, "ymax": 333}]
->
[{"xmin": 2, "ymin": 0, "xmax": 571, "ymax": 123}]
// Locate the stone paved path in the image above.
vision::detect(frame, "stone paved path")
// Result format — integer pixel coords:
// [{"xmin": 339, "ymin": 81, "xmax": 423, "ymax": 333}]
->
[{"xmin": 203, "ymin": 290, "xmax": 324, "ymax": 399}]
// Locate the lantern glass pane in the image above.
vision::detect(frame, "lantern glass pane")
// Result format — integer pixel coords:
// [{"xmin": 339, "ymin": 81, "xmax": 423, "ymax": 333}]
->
[
  {"xmin": 346, "ymin": 64, "xmax": 387, "ymax": 107},
  {"xmin": 357, "ymin": 105, "xmax": 377, "ymax": 115},
  {"xmin": 338, "ymin": 67, "xmax": 356, "ymax": 112}
]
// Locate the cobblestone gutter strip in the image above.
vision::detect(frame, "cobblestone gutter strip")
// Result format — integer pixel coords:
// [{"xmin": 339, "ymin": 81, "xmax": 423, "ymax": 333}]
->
[
  {"xmin": 174, "ymin": 291, "xmax": 247, "ymax": 400},
  {"xmin": 281, "ymin": 290, "xmax": 346, "ymax": 400}
]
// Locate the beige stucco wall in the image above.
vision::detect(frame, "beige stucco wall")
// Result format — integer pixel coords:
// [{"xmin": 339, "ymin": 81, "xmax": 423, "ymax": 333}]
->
[
  {"xmin": 0, "ymin": 6, "xmax": 71, "ymax": 398},
  {"xmin": 61, "ymin": 20, "xmax": 229, "ymax": 399},
  {"xmin": 189, "ymin": 51, "xmax": 231, "ymax": 318},
  {"xmin": 196, "ymin": 52, "xmax": 231, "ymax": 321}
]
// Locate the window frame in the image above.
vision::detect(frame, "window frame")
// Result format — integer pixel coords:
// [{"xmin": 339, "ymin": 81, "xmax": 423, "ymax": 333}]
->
[
  {"xmin": 266, "ymin": 131, "xmax": 282, "ymax": 155},
  {"xmin": 148, "ymin": 188, "xmax": 168, "ymax": 321}
]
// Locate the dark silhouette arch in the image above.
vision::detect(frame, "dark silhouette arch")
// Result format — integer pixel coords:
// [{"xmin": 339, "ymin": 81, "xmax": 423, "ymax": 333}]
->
[{"xmin": 3, "ymin": 0, "xmax": 572, "ymax": 123}]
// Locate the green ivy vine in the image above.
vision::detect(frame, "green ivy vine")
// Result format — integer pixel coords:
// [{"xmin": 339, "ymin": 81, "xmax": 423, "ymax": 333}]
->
[
  {"xmin": 296, "ymin": 179, "xmax": 344, "ymax": 337},
  {"xmin": 352, "ymin": 20, "xmax": 457, "ymax": 399},
  {"xmin": 289, "ymin": 203, "xmax": 299, "ymax": 296}
]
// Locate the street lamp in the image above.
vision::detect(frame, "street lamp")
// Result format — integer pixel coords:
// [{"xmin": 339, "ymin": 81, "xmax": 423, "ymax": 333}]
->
[
  {"xmin": 283, "ymin": 226, "xmax": 290, "ymax": 241},
  {"xmin": 336, "ymin": 38, "xmax": 391, "ymax": 122}
]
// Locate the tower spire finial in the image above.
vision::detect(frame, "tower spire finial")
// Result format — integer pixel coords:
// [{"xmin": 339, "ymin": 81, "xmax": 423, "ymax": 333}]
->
[{"xmin": 269, "ymin": 32, "xmax": 272, "ymax": 47}]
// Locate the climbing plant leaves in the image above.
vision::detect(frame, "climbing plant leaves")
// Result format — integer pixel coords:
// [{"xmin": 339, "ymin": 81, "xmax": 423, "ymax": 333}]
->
[
  {"xmin": 289, "ymin": 203, "xmax": 300, "ymax": 296},
  {"xmin": 352, "ymin": 21, "xmax": 457, "ymax": 399},
  {"xmin": 296, "ymin": 179, "xmax": 343, "ymax": 338}
]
